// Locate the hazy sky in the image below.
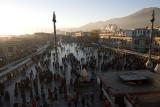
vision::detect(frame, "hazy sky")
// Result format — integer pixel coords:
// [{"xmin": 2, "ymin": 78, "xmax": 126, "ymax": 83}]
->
[{"xmin": 0, "ymin": 0, "xmax": 160, "ymax": 35}]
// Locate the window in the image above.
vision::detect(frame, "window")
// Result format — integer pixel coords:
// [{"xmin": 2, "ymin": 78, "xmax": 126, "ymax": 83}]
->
[
  {"xmin": 8, "ymin": 47, "xmax": 13, "ymax": 52},
  {"xmin": 134, "ymin": 40, "xmax": 139, "ymax": 45},
  {"xmin": 145, "ymin": 40, "xmax": 150, "ymax": 45}
]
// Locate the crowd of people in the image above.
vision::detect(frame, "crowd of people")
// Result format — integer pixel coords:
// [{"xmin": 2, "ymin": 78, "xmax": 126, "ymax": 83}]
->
[
  {"xmin": 0, "ymin": 38, "xmax": 156, "ymax": 107},
  {"xmin": 96, "ymin": 49, "xmax": 148, "ymax": 71}
]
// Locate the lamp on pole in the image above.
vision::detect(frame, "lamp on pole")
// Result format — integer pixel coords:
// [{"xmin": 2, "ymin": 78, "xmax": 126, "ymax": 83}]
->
[{"xmin": 145, "ymin": 10, "xmax": 155, "ymax": 71}]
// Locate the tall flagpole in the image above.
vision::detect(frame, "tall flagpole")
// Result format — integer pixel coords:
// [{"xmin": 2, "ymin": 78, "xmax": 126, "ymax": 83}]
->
[
  {"xmin": 146, "ymin": 10, "xmax": 155, "ymax": 71},
  {"xmin": 149, "ymin": 10, "xmax": 155, "ymax": 60},
  {"xmin": 52, "ymin": 12, "xmax": 58, "ymax": 64}
]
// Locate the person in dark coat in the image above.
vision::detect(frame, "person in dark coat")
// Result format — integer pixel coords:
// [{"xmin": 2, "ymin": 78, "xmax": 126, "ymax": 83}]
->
[
  {"xmin": 91, "ymin": 93, "xmax": 94, "ymax": 104},
  {"xmin": 81, "ymin": 95, "xmax": 85, "ymax": 107}
]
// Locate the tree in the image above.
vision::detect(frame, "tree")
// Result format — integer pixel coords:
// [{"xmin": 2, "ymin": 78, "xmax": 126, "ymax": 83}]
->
[{"xmin": 89, "ymin": 30, "xmax": 100, "ymax": 43}]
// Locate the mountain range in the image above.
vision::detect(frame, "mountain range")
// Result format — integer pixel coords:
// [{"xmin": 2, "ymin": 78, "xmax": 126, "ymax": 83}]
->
[{"xmin": 61, "ymin": 7, "xmax": 160, "ymax": 32}]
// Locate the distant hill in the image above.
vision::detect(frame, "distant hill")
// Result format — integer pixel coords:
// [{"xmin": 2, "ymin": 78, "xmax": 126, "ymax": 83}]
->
[{"xmin": 63, "ymin": 7, "xmax": 160, "ymax": 31}]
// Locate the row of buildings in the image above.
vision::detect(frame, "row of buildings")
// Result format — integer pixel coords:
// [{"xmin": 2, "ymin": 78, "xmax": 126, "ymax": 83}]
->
[
  {"xmin": 66, "ymin": 24, "xmax": 160, "ymax": 53},
  {"xmin": 99, "ymin": 25, "xmax": 160, "ymax": 52},
  {"xmin": 0, "ymin": 33, "xmax": 52, "ymax": 67}
]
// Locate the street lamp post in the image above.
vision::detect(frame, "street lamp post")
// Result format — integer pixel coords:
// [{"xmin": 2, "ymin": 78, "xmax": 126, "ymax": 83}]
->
[{"xmin": 145, "ymin": 10, "xmax": 155, "ymax": 71}]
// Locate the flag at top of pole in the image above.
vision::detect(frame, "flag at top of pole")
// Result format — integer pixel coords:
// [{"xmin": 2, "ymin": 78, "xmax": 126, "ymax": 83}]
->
[
  {"xmin": 52, "ymin": 11, "xmax": 56, "ymax": 22},
  {"xmin": 151, "ymin": 10, "xmax": 155, "ymax": 23}
]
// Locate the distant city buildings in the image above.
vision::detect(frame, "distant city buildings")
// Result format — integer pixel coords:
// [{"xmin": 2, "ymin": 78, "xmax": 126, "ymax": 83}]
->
[
  {"xmin": 124, "ymin": 30, "xmax": 133, "ymax": 37},
  {"xmin": 56, "ymin": 24, "xmax": 160, "ymax": 53},
  {"xmin": 75, "ymin": 32, "xmax": 83, "ymax": 37},
  {"xmin": 65, "ymin": 31, "xmax": 92, "ymax": 37},
  {"xmin": 99, "ymin": 24, "xmax": 160, "ymax": 52},
  {"xmin": 0, "ymin": 33, "xmax": 51, "ymax": 67},
  {"xmin": 65, "ymin": 32, "xmax": 75, "ymax": 36}
]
